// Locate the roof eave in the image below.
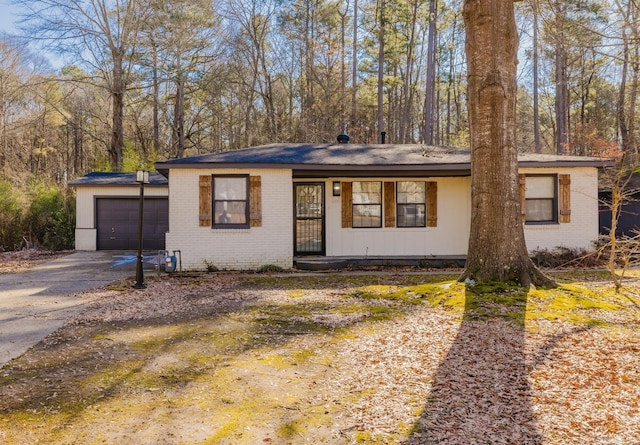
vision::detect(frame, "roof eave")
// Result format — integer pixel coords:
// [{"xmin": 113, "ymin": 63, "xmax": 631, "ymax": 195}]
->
[
  {"xmin": 154, "ymin": 161, "xmax": 472, "ymax": 172},
  {"xmin": 156, "ymin": 160, "xmax": 609, "ymax": 176},
  {"xmin": 517, "ymin": 160, "xmax": 613, "ymax": 168},
  {"xmin": 68, "ymin": 182, "xmax": 168, "ymax": 187}
]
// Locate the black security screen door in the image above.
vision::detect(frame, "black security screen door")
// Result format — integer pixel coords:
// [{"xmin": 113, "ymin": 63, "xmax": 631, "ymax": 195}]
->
[{"xmin": 294, "ymin": 183, "xmax": 325, "ymax": 255}]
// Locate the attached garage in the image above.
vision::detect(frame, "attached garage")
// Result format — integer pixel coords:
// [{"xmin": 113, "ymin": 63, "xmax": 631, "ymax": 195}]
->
[
  {"xmin": 96, "ymin": 197, "xmax": 168, "ymax": 250},
  {"xmin": 69, "ymin": 172, "xmax": 169, "ymax": 251}
]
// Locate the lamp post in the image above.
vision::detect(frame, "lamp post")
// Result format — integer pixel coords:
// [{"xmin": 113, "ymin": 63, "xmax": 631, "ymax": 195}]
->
[{"xmin": 133, "ymin": 170, "xmax": 149, "ymax": 289}]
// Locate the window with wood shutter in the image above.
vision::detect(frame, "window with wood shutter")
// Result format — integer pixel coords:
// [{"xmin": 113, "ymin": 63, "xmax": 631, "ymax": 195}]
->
[
  {"xmin": 384, "ymin": 182, "xmax": 396, "ymax": 227},
  {"xmin": 519, "ymin": 174, "xmax": 527, "ymax": 223},
  {"xmin": 341, "ymin": 182, "xmax": 352, "ymax": 228},
  {"xmin": 199, "ymin": 175, "xmax": 211, "ymax": 226},
  {"xmin": 250, "ymin": 176, "xmax": 262, "ymax": 227},
  {"xmin": 426, "ymin": 181, "xmax": 437, "ymax": 227},
  {"xmin": 559, "ymin": 174, "xmax": 571, "ymax": 223}
]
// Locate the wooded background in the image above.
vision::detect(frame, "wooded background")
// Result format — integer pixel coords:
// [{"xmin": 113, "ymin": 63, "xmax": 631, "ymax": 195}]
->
[{"xmin": 0, "ymin": 0, "xmax": 634, "ymax": 186}]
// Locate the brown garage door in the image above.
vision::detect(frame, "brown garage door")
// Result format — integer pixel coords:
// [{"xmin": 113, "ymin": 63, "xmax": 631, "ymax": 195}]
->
[{"xmin": 96, "ymin": 198, "xmax": 168, "ymax": 250}]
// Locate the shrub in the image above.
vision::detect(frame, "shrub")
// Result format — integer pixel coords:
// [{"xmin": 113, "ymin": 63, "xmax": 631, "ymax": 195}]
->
[
  {"xmin": 530, "ymin": 247, "xmax": 603, "ymax": 269},
  {"xmin": 0, "ymin": 180, "xmax": 24, "ymax": 251},
  {"xmin": 258, "ymin": 264, "xmax": 284, "ymax": 273},
  {"xmin": 203, "ymin": 260, "xmax": 218, "ymax": 272},
  {"xmin": 23, "ymin": 184, "xmax": 75, "ymax": 250}
]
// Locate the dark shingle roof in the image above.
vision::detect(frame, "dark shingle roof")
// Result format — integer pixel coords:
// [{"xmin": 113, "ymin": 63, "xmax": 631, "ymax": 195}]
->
[
  {"xmin": 155, "ymin": 143, "xmax": 609, "ymax": 177},
  {"xmin": 157, "ymin": 144, "xmax": 470, "ymax": 166},
  {"xmin": 68, "ymin": 171, "xmax": 168, "ymax": 187}
]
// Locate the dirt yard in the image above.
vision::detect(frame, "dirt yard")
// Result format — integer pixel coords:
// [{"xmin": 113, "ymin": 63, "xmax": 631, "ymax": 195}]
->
[{"xmin": 0, "ymin": 258, "xmax": 639, "ymax": 444}]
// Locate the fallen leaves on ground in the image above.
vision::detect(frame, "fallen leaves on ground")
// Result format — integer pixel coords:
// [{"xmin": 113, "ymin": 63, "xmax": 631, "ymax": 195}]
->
[
  {"xmin": 0, "ymin": 249, "xmax": 71, "ymax": 273},
  {"xmin": 0, "ymin": 270, "xmax": 638, "ymax": 444}
]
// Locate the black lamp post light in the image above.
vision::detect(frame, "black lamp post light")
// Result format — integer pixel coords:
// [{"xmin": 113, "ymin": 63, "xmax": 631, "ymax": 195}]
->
[{"xmin": 134, "ymin": 170, "xmax": 150, "ymax": 289}]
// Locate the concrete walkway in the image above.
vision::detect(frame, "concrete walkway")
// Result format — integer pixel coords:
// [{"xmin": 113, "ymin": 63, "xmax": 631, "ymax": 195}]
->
[{"xmin": 0, "ymin": 251, "xmax": 135, "ymax": 367}]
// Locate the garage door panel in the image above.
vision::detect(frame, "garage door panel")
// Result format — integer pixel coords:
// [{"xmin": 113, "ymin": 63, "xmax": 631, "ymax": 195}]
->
[{"xmin": 96, "ymin": 198, "xmax": 168, "ymax": 250}]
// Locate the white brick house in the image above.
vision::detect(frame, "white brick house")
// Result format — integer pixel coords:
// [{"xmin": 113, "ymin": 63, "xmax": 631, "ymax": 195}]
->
[{"xmin": 154, "ymin": 143, "xmax": 608, "ymax": 271}]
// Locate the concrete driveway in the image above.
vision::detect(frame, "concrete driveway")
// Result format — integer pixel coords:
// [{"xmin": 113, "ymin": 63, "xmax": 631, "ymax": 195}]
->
[{"xmin": 0, "ymin": 251, "xmax": 138, "ymax": 367}]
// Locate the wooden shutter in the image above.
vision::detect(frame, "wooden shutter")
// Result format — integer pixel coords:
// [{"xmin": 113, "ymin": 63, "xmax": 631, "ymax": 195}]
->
[
  {"xmin": 559, "ymin": 174, "xmax": 571, "ymax": 223},
  {"xmin": 384, "ymin": 182, "xmax": 396, "ymax": 227},
  {"xmin": 427, "ymin": 181, "xmax": 438, "ymax": 227},
  {"xmin": 519, "ymin": 174, "xmax": 527, "ymax": 222},
  {"xmin": 199, "ymin": 175, "xmax": 211, "ymax": 227},
  {"xmin": 341, "ymin": 182, "xmax": 353, "ymax": 228},
  {"xmin": 249, "ymin": 176, "xmax": 262, "ymax": 227}
]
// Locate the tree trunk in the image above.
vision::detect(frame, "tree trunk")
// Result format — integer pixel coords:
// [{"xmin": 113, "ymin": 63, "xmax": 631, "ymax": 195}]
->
[
  {"xmin": 171, "ymin": 75, "xmax": 186, "ymax": 158},
  {"xmin": 424, "ymin": 0, "xmax": 437, "ymax": 145},
  {"xmin": 351, "ymin": 0, "xmax": 358, "ymax": 135},
  {"xmin": 532, "ymin": 0, "xmax": 541, "ymax": 154},
  {"xmin": 460, "ymin": 0, "xmax": 554, "ymax": 288},
  {"xmin": 339, "ymin": 2, "xmax": 347, "ymax": 133},
  {"xmin": 400, "ymin": 0, "xmax": 419, "ymax": 143},
  {"xmin": 554, "ymin": 0, "xmax": 569, "ymax": 155},
  {"xmin": 629, "ymin": 50, "xmax": 639, "ymax": 156},
  {"xmin": 152, "ymin": 49, "xmax": 161, "ymax": 156},
  {"xmin": 110, "ymin": 54, "xmax": 125, "ymax": 171},
  {"xmin": 377, "ymin": 0, "xmax": 385, "ymax": 143}
]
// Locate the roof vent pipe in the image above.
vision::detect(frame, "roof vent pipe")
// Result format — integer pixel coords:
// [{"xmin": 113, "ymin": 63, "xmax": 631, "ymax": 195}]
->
[
  {"xmin": 337, "ymin": 134, "xmax": 350, "ymax": 144},
  {"xmin": 380, "ymin": 131, "xmax": 386, "ymax": 144}
]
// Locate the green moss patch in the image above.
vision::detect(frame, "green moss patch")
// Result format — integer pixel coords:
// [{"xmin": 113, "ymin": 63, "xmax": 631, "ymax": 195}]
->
[{"xmin": 527, "ymin": 283, "xmax": 631, "ymax": 325}]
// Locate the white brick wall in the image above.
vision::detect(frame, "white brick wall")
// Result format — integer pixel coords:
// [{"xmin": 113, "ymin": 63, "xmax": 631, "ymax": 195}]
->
[
  {"xmin": 522, "ymin": 167, "xmax": 599, "ymax": 253},
  {"xmin": 163, "ymin": 166, "xmax": 600, "ymax": 270},
  {"xmin": 322, "ymin": 176, "xmax": 471, "ymax": 256},
  {"xmin": 165, "ymin": 168, "xmax": 293, "ymax": 271}
]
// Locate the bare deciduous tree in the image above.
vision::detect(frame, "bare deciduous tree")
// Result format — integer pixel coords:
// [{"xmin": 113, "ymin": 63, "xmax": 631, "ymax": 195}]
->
[{"xmin": 16, "ymin": 0, "xmax": 149, "ymax": 170}]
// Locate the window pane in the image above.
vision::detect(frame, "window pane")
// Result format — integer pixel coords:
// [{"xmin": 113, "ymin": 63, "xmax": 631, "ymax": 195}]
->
[
  {"xmin": 526, "ymin": 176, "xmax": 554, "ymax": 199},
  {"xmin": 214, "ymin": 177, "xmax": 246, "ymax": 200},
  {"xmin": 397, "ymin": 182, "xmax": 425, "ymax": 204},
  {"xmin": 526, "ymin": 199, "xmax": 553, "ymax": 222},
  {"xmin": 398, "ymin": 204, "xmax": 426, "ymax": 227},
  {"xmin": 353, "ymin": 182, "xmax": 381, "ymax": 203},
  {"xmin": 353, "ymin": 204, "xmax": 381, "ymax": 227},
  {"xmin": 214, "ymin": 201, "xmax": 247, "ymax": 224}
]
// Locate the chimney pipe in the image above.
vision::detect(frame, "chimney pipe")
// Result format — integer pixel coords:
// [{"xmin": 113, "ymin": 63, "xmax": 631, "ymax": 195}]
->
[{"xmin": 380, "ymin": 131, "xmax": 386, "ymax": 144}]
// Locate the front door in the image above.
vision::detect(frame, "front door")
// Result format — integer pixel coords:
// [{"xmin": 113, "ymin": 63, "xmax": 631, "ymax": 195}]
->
[{"xmin": 294, "ymin": 183, "xmax": 325, "ymax": 255}]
